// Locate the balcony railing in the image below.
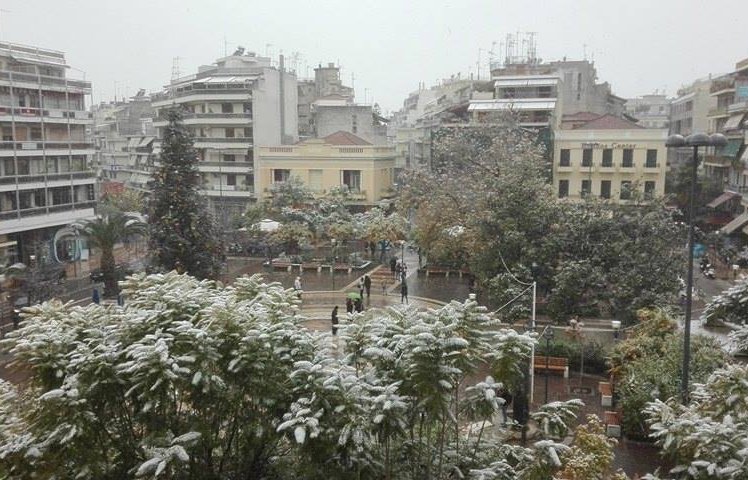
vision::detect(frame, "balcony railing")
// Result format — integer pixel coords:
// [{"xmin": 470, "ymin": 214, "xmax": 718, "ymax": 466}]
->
[
  {"xmin": 0, "ymin": 106, "xmax": 91, "ymax": 119},
  {"xmin": 152, "ymin": 86, "xmax": 252, "ymax": 102},
  {"xmin": 708, "ymin": 107, "xmax": 729, "ymax": 117},
  {"xmin": 0, "ymin": 70, "xmax": 91, "ymax": 90},
  {"xmin": 193, "ymin": 137, "xmax": 253, "ymax": 144},
  {"xmin": 0, "ymin": 200, "xmax": 96, "ymax": 220},
  {"xmin": 0, "ymin": 171, "xmax": 96, "ymax": 185},
  {"xmin": 0, "ymin": 141, "xmax": 93, "ymax": 150},
  {"xmin": 157, "ymin": 112, "xmax": 251, "ymax": 120},
  {"xmin": 710, "ymin": 79, "xmax": 735, "ymax": 94}
]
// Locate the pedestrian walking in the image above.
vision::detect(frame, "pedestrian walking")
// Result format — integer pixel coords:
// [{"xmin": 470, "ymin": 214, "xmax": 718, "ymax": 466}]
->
[
  {"xmin": 400, "ymin": 281, "xmax": 408, "ymax": 304},
  {"xmin": 294, "ymin": 276, "xmax": 302, "ymax": 300},
  {"xmin": 382, "ymin": 279, "xmax": 387, "ymax": 296},
  {"xmin": 364, "ymin": 275, "xmax": 372, "ymax": 298},
  {"xmin": 395, "ymin": 260, "xmax": 402, "ymax": 280},
  {"xmin": 358, "ymin": 277, "xmax": 365, "ymax": 297},
  {"xmin": 390, "ymin": 256, "xmax": 397, "ymax": 278},
  {"xmin": 346, "ymin": 297, "xmax": 353, "ymax": 314},
  {"xmin": 92, "ymin": 287, "xmax": 100, "ymax": 305},
  {"xmin": 331, "ymin": 306, "xmax": 339, "ymax": 335}
]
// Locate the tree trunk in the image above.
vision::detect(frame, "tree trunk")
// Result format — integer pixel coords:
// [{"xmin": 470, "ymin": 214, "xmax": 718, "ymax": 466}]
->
[{"xmin": 101, "ymin": 246, "xmax": 118, "ymax": 297}]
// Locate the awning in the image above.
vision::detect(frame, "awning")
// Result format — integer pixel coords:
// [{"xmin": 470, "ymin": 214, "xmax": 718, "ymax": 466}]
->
[
  {"xmin": 126, "ymin": 137, "xmax": 140, "ymax": 149},
  {"xmin": 720, "ymin": 139, "xmax": 744, "ymax": 158},
  {"xmin": 138, "ymin": 136, "xmax": 155, "ymax": 147},
  {"xmin": 724, "ymin": 113, "xmax": 746, "ymax": 131},
  {"xmin": 495, "ymin": 77, "xmax": 559, "ymax": 88},
  {"xmin": 468, "ymin": 100, "xmax": 557, "ymax": 111},
  {"xmin": 721, "ymin": 212, "xmax": 748, "ymax": 234},
  {"xmin": 707, "ymin": 191, "xmax": 740, "ymax": 208}
]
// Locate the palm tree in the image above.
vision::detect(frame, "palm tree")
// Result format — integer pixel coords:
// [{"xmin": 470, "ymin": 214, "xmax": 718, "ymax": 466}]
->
[{"xmin": 76, "ymin": 212, "xmax": 146, "ymax": 297}]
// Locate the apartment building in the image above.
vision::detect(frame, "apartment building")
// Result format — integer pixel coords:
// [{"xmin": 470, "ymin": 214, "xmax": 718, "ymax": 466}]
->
[
  {"xmin": 669, "ymin": 78, "xmax": 716, "ymax": 169},
  {"xmin": 553, "ymin": 113, "xmax": 667, "ymax": 203},
  {"xmin": 297, "ymin": 63, "xmax": 354, "ymax": 139},
  {"xmin": 624, "ymin": 93, "xmax": 671, "ymax": 129},
  {"xmin": 257, "ymin": 131, "xmax": 396, "ymax": 205},
  {"xmin": 151, "ymin": 50, "xmax": 298, "ymax": 220},
  {"xmin": 0, "ymin": 41, "xmax": 96, "ymax": 263},
  {"xmin": 700, "ymin": 58, "xmax": 748, "ymax": 235},
  {"xmin": 92, "ymin": 91, "xmax": 156, "ymax": 194}
]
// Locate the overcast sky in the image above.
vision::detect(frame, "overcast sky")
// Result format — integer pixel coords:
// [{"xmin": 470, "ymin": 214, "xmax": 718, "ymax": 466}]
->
[{"xmin": 3, "ymin": 0, "xmax": 747, "ymax": 114}]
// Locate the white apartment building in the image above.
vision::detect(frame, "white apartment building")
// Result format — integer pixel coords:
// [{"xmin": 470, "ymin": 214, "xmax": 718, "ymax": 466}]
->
[
  {"xmin": 0, "ymin": 41, "xmax": 96, "ymax": 263},
  {"xmin": 151, "ymin": 51, "xmax": 298, "ymax": 220},
  {"xmin": 624, "ymin": 93, "xmax": 671, "ymax": 129}
]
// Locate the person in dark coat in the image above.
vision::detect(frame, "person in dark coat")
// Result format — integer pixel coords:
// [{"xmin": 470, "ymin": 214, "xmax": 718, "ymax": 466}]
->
[
  {"xmin": 346, "ymin": 297, "xmax": 354, "ymax": 314},
  {"xmin": 390, "ymin": 256, "xmax": 397, "ymax": 278},
  {"xmin": 331, "ymin": 306, "xmax": 339, "ymax": 335},
  {"xmin": 354, "ymin": 297, "xmax": 363, "ymax": 312},
  {"xmin": 498, "ymin": 386, "xmax": 513, "ymax": 425},
  {"xmin": 400, "ymin": 281, "xmax": 408, "ymax": 304},
  {"xmin": 363, "ymin": 275, "xmax": 372, "ymax": 298},
  {"xmin": 92, "ymin": 287, "xmax": 100, "ymax": 305}
]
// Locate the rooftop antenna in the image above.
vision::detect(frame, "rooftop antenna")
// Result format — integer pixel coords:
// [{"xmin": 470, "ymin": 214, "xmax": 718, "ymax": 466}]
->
[
  {"xmin": 171, "ymin": 57, "xmax": 181, "ymax": 83},
  {"xmin": 223, "ymin": 35, "xmax": 227, "ymax": 57}
]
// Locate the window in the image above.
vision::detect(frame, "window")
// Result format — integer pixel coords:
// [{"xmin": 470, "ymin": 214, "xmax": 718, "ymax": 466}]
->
[
  {"xmin": 558, "ymin": 179, "xmax": 569, "ymax": 198},
  {"xmin": 225, "ymin": 128, "xmax": 235, "ymax": 138},
  {"xmin": 620, "ymin": 181, "xmax": 632, "ymax": 200},
  {"xmin": 223, "ymin": 154, "xmax": 235, "ymax": 162},
  {"xmin": 273, "ymin": 169, "xmax": 290, "ymax": 183},
  {"xmin": 30, "ymin": 126, "xmax": 42, "ymax": 141},
  {"xmin": 2, "ymin": 126, "xmax": 13, "ymax": 141},
  {"xmin": 243, "ymin": 102, "xmax": 253, "ymax": 116},
  {"xmin": 19, "ymin": 191, "xmax": 32, "ymax": 209},
  {"xmin": 559, "ymin": 149, "xmax": 570, "ymax": 166},
  {"xmin": 85, "ymin": 184, "xmax": 95, "ymax": 201},
  {"xmin": 17, "ymin": 158, "xmax": 29, "ymax": 175},
  {"xmin": 602, "ymin": 149, "xmax": 613, "ymax": 167},
  {"xmin": 221, "ymin": 103, "xmax": 233, "ymax": 114},
  {"xmin": 226, "ymin": 174, "xmax": 236, "ymax": 186},
  {"xmin": 244, "ymin": 175, "xmax": 253, "ymax": 190},
  {"xmin": 3, "ymin": 158, "xmax": 14, "ymax": 175},
  {"xmin": 600, "ymin": 180, "xmax": 611, "ymax": 199},
  {"xmin": 622, "ymin": 149, "xmax": 633, "ymax": 167},
  {"xmin": 581, "ymin": 179, "xmax": 591, "ymax": 196},
  {"xmin": 644, "ymin": 181, "xmax": 656, "ymax": 199},
  {"xmin": 51, "ymin": 186, "xmax": 71, "ymax": 205},
  {"xmin": 309, "ymin": 169, "xmax": 323, "ymax": 192},
  {"xmin": 34, "ymin": 188, "xmax": 46, "ymax": 206},
  {"xmin": 244, "ymin": 127, "xmax": 252, "ymax": 139},
  {"xmin": 582, "ymin": 149, "xmax": 593, "ymax": 167},
  {"xmin": 342, "ymin": 170, "xmax": 361, "ymax": 192},
  {"xmin": 538, "ymin": 86, "xmax": 552, "ymax": 98},
  {"xmin": 646, "ymin": 149, "xmax": 657, "ymax": 168}
]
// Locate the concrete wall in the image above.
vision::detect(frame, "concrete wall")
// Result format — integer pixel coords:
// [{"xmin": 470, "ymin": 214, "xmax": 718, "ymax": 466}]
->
[{"xmin": 315, "ymin": 105, "xmax": 386, "ymax": 144}]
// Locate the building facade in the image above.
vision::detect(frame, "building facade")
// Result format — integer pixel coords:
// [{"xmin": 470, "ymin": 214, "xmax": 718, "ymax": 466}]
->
[
  {"xmin": 151, "ymin": 51, "xmax": 298, "ymax": 220},
  {"xmin": 553, "ymin": 114, "xmax": 667, "ymax": 203},
  {"xmin": 669, "ymin": 78, "xmax": 716, "ymax": 169},
  {"xmin": 624, "ymin": 93, "xmax": 671, "ymax": 129},
  {"xmin": 257, "ymin": 131, "xmax": 396, "ymax": 205},
  {"xmin": 297, "ymin": 63, "xmax": 354, "ymax": 139},
  {"xmin": 0, "ymin": 41, "xmax": 96, "ymax": 263}
]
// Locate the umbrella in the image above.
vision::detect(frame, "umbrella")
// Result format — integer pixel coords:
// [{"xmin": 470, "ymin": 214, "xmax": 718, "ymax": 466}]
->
[{"xmin": 347, "ymin": 292, "xmax": 362, "ymax": 300}]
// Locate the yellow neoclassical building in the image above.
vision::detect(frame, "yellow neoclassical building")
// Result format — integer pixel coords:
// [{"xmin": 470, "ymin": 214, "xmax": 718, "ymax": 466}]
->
[
  {"xmin": 257, "ymin": 131, "xmax": 396, "ymax": 205},
  {"xmin": 553, "ymin": 114, "xmax": 668, "ymax": 202}
]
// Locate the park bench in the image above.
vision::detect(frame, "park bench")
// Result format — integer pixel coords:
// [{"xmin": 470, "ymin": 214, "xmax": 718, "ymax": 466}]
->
[
  {"xmin": 604, "ymin": 411, "xmax": 621, "ymax": 438},
  {"xmin": 533, "ymin": 356, "xmax": 569, "ymax": 378},
  {"xmin": 424, "ymin": 266, "xmax": 469, "ymax": 278},
  {"xmin": 598, "ymin": 381, "xmax": 613, "ymax": 407}
]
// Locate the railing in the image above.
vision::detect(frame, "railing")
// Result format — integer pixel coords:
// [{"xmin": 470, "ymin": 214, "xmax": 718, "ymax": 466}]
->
[
  {"xmin": 710, "ymin": 79, "xmax": 735, "ymax": 94},
  {"xmin": 267, "ymin": 147, "xmax": 293, "ymax": 153},
  {"xmin": 157, "ymin": 112, "xmax": 251, "ymax": 120},
  {"xmin": 0, "ymin": 106, "xmax": 91, "ymax": 119},
  {"xmin": 193, "ymin": 137, "xmax": 253, "ymax": 144},
  {"xmin": 152, "ymin": 87, "xmax": 252, "ymax": 102},
  {"xmin": 0, "ymin": 141, "xmax": 93, "ymax": 150},
  {"xmin": 644, "ymin": 163, "xmax": 659, "ymax": 168},
  {"xmin": 708, "ymin": 107, "xmax": 728, "ymax": 117},
  {"xmin": 728, "ymin": 100, "xmax": 748, "ymax": 113},
  {"xmin": 0, "ymin": 70, "xmax": 91, "ymax": 90},
  {"xmin": 0, "ymin": 201, "xmax": 96, "ymax": 220},
  {"xmin": 199, "ymin": 161, "xmax": 253, "ymax": 168}
]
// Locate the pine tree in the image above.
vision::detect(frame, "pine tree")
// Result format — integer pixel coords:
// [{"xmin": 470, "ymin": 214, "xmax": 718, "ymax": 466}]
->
[{"xmin": 148, "ymin": 108, "xmax": 224, "ymax": 279}]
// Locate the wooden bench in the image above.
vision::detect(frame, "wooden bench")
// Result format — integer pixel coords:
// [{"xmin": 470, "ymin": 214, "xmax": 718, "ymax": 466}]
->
[
  {"xmin": 604, "ymin": 411, "xmax": 621, "ymax": 438},
  {"xmin": 533, "ymin": 356, "xmax": 569, "ymax": 378},
  {"xmin": 598, "ymin": 381, "xmax": 613, "ymax": 407},
  {"xmin": 424, "ymin": 267, "xmax": 469, "ymax": 278}
]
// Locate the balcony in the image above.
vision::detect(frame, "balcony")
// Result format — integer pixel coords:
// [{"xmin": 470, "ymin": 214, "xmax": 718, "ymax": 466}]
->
[
  {"xmin": 153, "ymin": 112, "xmax": 252, "ymax": 127},
  {"xmin": 0, "ymin": 201, "xmax": 96, "ymax": 221},
  {"xmin": 0, "ymin": 70, "xmax": 91, "ymax": 93},
  {"xmin": 710, "ymin": 79, "xmax": 735, "ymax": 95},
  {"xmin": 708, "ymin": 107, "xmax": 730, "ymax": 118},
  {"xmin": 0, "ymin": 141, "xmax": 93, "ymax": 152},
  {"xmin": 728, "ymin": 100, "xmax": 748, "ymax": 113},
  {"xmin": 0, "ymin": 106, "xmax": 91, "ymax": 123},
  {"xmin": 151, "ymin": 87, "xmax": 253, "ymax": 106}
]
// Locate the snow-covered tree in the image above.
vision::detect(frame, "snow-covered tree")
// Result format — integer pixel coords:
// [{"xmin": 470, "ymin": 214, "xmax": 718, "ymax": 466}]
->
[
  {"xmin": 701, "ymin": 276, "xmax": 748, "ymax": 326},
  {"xmin": 645, "ymin": 363, "xmax": 748, "ymax": 480},
  {"xmin": 148, "ymin": 109, "xmax": 224, "ymax": 279}
]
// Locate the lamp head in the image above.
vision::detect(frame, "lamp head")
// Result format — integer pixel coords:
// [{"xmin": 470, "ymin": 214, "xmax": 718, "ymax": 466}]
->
[
  {"xmin": 686, "ymin": 133, "xmax": 711, "ymax": 147},
  {"xmin": 666, "ymin": 134, "xmax": 686, "ymax": 148}
]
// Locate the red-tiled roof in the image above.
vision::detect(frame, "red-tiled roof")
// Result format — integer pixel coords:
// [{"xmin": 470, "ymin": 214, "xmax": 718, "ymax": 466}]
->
[
  {"xmin": 574, "ymin": 114, "xmax": 644, "ymax": 130},
  {"xmin": 323, "ymin": 131, "xmax": 371, "ymax": 145}
]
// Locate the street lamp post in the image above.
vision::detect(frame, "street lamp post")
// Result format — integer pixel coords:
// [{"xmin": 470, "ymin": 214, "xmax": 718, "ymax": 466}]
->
[
  {"xmin": 331, "ymin": 238, "xmax": 337, "ymax": 291},
  {"xmin": 666, "ymin": 133, "xmax": 727, "ymax": 404},
  {"xmin": 543, "ymin": 326, "xmax": 555, "ymax": 405}
]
